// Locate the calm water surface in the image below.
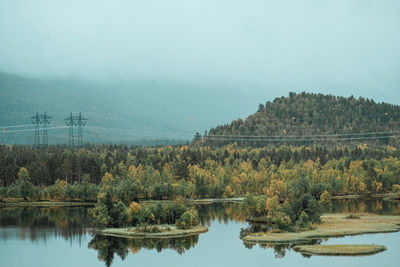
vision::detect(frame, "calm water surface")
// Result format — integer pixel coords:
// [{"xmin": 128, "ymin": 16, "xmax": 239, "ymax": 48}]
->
[{"xmin": 1, "ymin": 200, "xmax": 400, "ymax": 267}]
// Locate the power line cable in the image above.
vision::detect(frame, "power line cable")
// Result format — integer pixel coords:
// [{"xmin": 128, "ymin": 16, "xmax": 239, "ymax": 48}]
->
[
  {"xmin": 4, "ymin": 126, "xmax": 68, "ymax": 133},
  {"xmin": 204, "ymin": 135, "xmax": 400, "ymax": 142},
  {"xmin": 0, "ymin": 124, "xmax": 36, "ymax": 129},
  {"xmin": 207, "ymin": 130, "xmax": 400, "ymax": 138}
]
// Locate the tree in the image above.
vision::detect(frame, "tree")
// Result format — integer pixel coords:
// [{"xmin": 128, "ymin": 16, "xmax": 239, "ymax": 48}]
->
[
  {"xmin": 128, "ymin": 201, "xmax": 143, "ymax": 226},
  {"xmin": 110, "ymin": 201, "xmax": 129, "ymax": 227},
  {"xmin": 176, "ymin": 209, "xmax": 199, "ymax": 229},
  {"xmin": 90, "ymin": 191, "xmax": 113, "ymax": 228},
  {"xmin": 54, "ymin": 179, "xmax": 67, "ymax": 200},
  {"xmin": 319, "ymin": 190, "xmax": 332, "ymax": 213},
  {"xmin": 16, "ymin": 167, "xmax": 33, "ymax": 200}
]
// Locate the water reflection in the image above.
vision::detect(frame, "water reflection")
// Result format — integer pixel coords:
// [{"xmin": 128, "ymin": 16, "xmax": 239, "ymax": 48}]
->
[
  {"xmin": 88, "ymin": 234, "xmax": 199, "ymax": 267},
  {"xmin": 0, "ymin": 206, "xmax": 91, "ymax": 241},
  {"xmin": 332, "ymin": 199, "xmax": 400, "ymax": 215},
  {"xmin": 86, "ymin": 201, "xmax": 246, "ymax": 267},
  {"xmin": 1, "ymin": 199, "xmax": 399, "ymax": 265},
  {"xmin": 243, "ymin": 238, "xmax": 323, "ymax": 258},
  {"xmin": 196, "ymin": 202, "xmax": 246, "ymax": 225}
]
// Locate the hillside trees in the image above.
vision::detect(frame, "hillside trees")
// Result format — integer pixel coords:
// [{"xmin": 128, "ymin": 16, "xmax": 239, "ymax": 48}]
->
[{"xmin": 205, "ymin": 92, "xmax": 400, "ymax": 147}]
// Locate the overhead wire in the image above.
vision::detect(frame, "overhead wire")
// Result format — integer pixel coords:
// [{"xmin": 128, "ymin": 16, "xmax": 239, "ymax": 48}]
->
[
  {"xmin": 0, "ymin": 124, "xmax": 36, "ymax": 129},
  {"xmin": 4, "ymin": 126, "xmax": 68, "ymax": 133},
  {"xmin": 204, "ymin": 134, "xmax": 400, "ymax": 142},
  {"xmin": 207, "ymin": 130, "xmax": 400, "ymax": 138},
  {"xmin": 1, "ymin": 110, "xmax": 398, "ymax": 142}
]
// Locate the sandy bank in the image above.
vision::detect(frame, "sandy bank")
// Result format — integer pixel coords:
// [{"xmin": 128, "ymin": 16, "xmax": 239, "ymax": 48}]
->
[{"xmin": 293, "ymin": 244, "xmax": 386, "ymax": 256}]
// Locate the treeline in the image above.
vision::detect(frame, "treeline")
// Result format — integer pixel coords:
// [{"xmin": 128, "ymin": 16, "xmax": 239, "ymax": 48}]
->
[
  {"xmin": 204, "ymin": 92, "xmax": 400, "ymax": 146},
  {"xmin": 1, "ymin": 144, "xmax": 400, "ymax": 202},
  {"xmin": 1, "ymin": 144, "xmax": 399, "ymax": 187}
]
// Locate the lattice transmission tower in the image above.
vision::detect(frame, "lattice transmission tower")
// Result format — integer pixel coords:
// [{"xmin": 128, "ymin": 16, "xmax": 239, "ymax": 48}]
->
[
  {"xmin": 31, "ymin": 111, "xmax": 52, "ymax": 148},
  {"xmin": 64, "ymin": 112, "xmax": 88, "ymax": 148}
]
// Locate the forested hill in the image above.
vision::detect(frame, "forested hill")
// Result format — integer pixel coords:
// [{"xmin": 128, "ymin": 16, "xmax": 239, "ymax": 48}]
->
[{"xmin": 205, "ymin": 92, "xmax": 400, "ymax": 146}]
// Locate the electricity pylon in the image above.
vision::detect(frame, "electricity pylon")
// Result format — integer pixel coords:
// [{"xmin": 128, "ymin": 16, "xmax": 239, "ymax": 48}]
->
[
  {"xmin": 65, "ymin": 112, "xmax": 88, "ymax": 148},
  {"xmin": 31, "ymin": 111, "xmax": 52, "ymax": 148}
]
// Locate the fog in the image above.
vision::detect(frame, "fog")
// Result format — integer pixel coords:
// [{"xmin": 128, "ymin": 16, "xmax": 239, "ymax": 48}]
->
[{"xmin": 1, "ymin": 0, "xmax": 400, "ymax": 126}]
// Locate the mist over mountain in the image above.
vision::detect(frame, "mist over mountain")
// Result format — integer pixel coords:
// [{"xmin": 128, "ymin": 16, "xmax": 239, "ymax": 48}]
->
[{"xmin": 0, "ymin": 72, "xmax": 261, "ymax": 144}]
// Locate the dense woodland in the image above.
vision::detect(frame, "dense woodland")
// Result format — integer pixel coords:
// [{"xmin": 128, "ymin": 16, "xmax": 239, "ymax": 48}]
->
[
  {"xmin": 1, "ymin": 144, "xmax": 400, "ymax": 202},
  {"xmin": 204, "ymin": 92, "xmax": 400, "ymax": 146}
]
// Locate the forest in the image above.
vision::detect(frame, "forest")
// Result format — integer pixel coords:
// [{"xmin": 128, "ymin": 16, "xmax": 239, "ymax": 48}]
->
[{"xmin": 1, "ymin": 144, "xmax": 400, "ymax": 203}]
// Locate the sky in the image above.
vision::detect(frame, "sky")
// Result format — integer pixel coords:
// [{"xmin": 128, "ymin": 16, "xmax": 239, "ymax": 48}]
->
[{"xmin": 0, "ymin": 0, "xmax": 400, "ymax": 117}]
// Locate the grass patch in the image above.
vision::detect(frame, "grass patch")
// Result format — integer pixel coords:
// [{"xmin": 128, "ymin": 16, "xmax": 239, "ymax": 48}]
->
[
  {"xmin": 132, "ymin": 225, "xmax": 172, "ymax": 233},
  {"xmin": 294, "ymin": 244, "xmax": 386, "ymax": 256},
  {"xmin": 99, "ymin": 224, "xmax": 208, "ymax": 239}
]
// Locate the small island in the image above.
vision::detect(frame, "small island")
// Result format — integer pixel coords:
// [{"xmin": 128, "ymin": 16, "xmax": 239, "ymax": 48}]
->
[
  {"xmin": 242, "ymin": 213, "xmax": 400, "ymax": 244},
  {"xmin": 90, "ymin": 191, "xmax": 208, "ymax": 239},
  {"xmin": 293, "ymin": 244, "xmax": 387, "ymax": 256}
]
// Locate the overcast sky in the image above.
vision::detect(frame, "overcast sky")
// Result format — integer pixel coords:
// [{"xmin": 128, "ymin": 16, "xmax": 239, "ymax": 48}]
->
[{"xmin": 0, "ymin": 0, "xmax": 399, "ymax": 105}]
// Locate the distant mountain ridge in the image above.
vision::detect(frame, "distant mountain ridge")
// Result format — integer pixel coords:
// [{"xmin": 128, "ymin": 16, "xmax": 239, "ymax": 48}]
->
[
  {"xmin": 0, "ymin": 72, "xmax": 190, "ymax": 144},
  {"xmin": 206, "ymin": 92, "xmax": 400, "ymax": 145}
]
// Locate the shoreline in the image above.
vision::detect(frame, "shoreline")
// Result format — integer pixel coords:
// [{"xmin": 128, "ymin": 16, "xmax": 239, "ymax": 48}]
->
[
  {"xmin": 98, "ymin": 224, "xmax": 208, "ymax": 239},
  {"xmin": 0, "ymin": 201, "xmax": 96, "ymax": 207},
  {"xmin": 0, "ymin": 197, "xmax": 244, "ymax": 207},
  {"xmin": 140, "ymin": 197, "xmax": 244, "ymax": 204},
  {"xmin": 1, "ymin": 193, "xmax": 398, "ymax": 207},
  {"xmin": 331, "ymin": 193, "xmax": 399, "ymax": 200}
]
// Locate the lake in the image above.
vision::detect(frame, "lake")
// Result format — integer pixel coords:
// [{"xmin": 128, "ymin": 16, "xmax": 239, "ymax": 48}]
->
[{"xmin": 1, "ymin": 200, "xmax": 400, "ymax": 267}]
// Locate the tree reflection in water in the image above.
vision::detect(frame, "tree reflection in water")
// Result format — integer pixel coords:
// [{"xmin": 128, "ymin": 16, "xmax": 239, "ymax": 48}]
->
[
  {"xmin": 88, "ymin": 234, "xmax": 199, "ymax": 267},
  {"xmin": 196, "ymin": 202, "xmax": 246, "ymax": 225},
  {"xmin": 0, "ymin": 206, "xmax": 91, "ymax": 241},
  {"xmin": 332, "ymin": 199, "xmax": 400, "ymax": 215},
  {"xmin": 243, "ymin": 239, "xmax": 321, "ymax": 258}
]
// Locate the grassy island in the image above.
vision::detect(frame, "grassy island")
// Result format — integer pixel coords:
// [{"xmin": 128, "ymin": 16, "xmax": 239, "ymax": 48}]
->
[
  {"xmin": 242, "ymin": 213, "xmax": 400, "ymax": 244},
  {"xmin": 99, "ymin": 224, "xmax": 208, "ymax": 239},
  {"xmin": 293, "ymin": 244, "xmax": 386, "ymax": 256}
]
